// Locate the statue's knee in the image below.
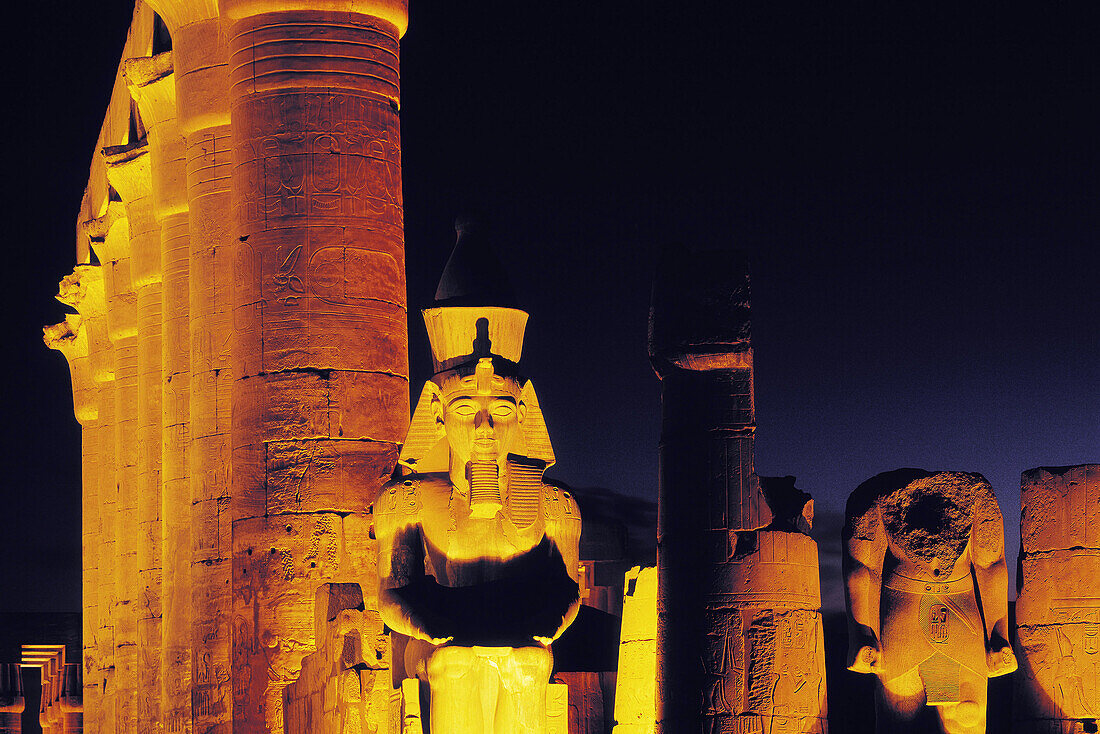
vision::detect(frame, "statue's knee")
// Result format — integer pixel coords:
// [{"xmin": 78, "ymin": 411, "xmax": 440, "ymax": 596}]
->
[
  {"xmin": 953, "ymin": 700, "xmax": 981, "ymax": 728},
  {"xmin": 427, "ymin": 645, "xmax": 476, "ymax": 681},
  {"xmin": 510, "ymin": 646, "xmax": 552, "ymax": 683}
]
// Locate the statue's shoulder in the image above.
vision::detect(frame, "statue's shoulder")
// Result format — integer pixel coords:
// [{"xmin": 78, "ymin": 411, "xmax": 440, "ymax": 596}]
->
[{"xmin": 375, "ymin": 472, "xmax": 451, "ymax": 520}]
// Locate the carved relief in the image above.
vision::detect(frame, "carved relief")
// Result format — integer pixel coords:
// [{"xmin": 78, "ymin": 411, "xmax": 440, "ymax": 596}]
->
[{"xmin": 1014, "ymin": 465, "xmax": 1100, "ymax": 733}]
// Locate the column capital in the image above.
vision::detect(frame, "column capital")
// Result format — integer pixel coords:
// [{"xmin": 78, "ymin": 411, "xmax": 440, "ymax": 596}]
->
[
  {"xmin": 103, "ymin": 142, "xmax": 152, "ymax": 205},
  {"xmin": 221, "ymin": 0, "xmax": 408, "ymax": 36},
  {"xmin": 141, "ymin": 0, "xmax": 218, "ymax": 33},
  {"xmin": 124, "ymin": 52, "xmax": 176, "ymax": 131},
  {"xmin": 57, "ymin": 265, "xmax": 108, "ymax": 318}
]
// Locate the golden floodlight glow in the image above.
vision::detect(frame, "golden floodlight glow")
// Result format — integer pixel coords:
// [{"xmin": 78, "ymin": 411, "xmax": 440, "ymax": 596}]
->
[
  {"xmin": 375, "ymin": 220, "xmax": 581, "ymax": 732},
  {"xmin": 47, "ymin": 0, "xmax": 415, "ymax": 731},
  {"xmin": 1013, "ymin": 465, "xmax": 1100, "ymax": 730},
  {"xmin": 844, "ymin": 470, "xmax": 1016, "ymax": 732}
]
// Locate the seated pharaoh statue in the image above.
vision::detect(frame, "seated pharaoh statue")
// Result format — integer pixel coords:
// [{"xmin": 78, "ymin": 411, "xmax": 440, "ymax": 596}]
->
[
  {"xmin": 375, "ymin": 219, "xmax": 581, "ymax": 734},
  {"xmin": 843, "ymin": 469, "xmax": 1017, "ymax": 734}
]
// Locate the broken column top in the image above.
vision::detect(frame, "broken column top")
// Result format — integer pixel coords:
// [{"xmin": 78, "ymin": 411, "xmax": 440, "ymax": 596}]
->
[
  {"xmin": 1020, "ymin": 463, "xmax": 1100, "ymax": 554},
  {"xmin": 648, "ymin": 244, "xmax": 751, "ymax": 374}
]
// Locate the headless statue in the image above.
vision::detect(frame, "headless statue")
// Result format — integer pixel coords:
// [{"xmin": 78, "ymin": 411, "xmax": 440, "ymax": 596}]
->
[
  {"xmin": 375, "ymin": 219, "xmax": 581, "ymax": 733},
  {"xmin": 844, "ymin": 470, "xmax": 1016, "ymax": 733}
]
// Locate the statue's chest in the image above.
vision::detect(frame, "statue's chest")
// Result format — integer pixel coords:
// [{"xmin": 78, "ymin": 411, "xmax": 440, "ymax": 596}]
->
[{"xmin": 420, "ymin": 508, "xmax": 547, "ymax": 585}]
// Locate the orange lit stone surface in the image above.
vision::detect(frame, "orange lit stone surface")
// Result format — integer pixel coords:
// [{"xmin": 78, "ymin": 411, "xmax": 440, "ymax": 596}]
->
[
  {"xmin": 46, "ymin": 2, "xmax": 410, "ymax": 732},
  {"xmin": 224, "ymin": 0, "xmax": 409, "ymax": 730},
  {"xmin": 1013, "ymin": 465, "xmax": 1100, "ymax": 733},
  {"xmin": 613, "ymin": 566, "xmax": 656, "ymax": 734},
  {"xmin": 374, "ymin": 221, "xmax": 581, "ymax": 733},
  {"xmin": 844, "ymin": 470, "xmax": 1016, "ymax": 734},
  {"xmin": 648, "ymin": 247, "xmax": 828, "ymax": 734}
]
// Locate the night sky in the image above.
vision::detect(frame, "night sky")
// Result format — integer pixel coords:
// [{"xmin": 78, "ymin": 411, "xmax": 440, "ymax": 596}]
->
[{"xmin": 2, "ymin": 2, "xmax": 1097, "ymax": 613}]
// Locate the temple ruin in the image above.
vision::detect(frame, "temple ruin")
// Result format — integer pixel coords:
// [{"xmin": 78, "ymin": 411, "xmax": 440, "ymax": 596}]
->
[
  {"xmin": 1014, "ymin": 465, "xmax": 1100, "ymax": 733},
  {"xmin": 39, "ymin": 2, "xmax": 1098, "ymax": 734}
]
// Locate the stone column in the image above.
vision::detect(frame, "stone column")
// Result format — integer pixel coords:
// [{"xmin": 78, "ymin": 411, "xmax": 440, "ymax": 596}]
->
[
  {"xmin": 0, "ymin": 663, "xmax": 23, "ymax": 733},
  {"xmin": 60, "ymin": 664, "xmax": 83, "ymax": 734},
  {"xmin": 125, "ymin": 47, "xmax": 193, "ymax": 734},
  {"xmin": 138, "ymin": 4, "xmax": 236, "ymax": 729},
  {"xmin": 48, "ymin": 266, "xmax": 110, "ymax": 733},
  {"xmin": 82, "ymin": 195, "xmax": 138, "ymax": 733},
  {"xmin": 1014, "ymin": 464, "xmax": 1100, "ymax": 733},
  {"xmin": 649, "ymin": 246, "xmax": 827, "ymax": 733},
  {"xmin": 104, "ymin": 137, "xmax": 163, "ymax": 734},
  {"xmin": 613, "ymin": 566, "xmax": 657, "ymax": 734},
  {"xmin": 222, "ymin": 1, "xmax": 409, "ymax": 730}
]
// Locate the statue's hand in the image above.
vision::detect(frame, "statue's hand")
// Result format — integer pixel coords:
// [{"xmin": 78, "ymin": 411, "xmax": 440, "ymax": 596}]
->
[
  {"xmin": 847, "ymin": 630, "xmax": 882, "ymax": 674},
  {"xmin": 429, "ymin": 636, "xmax": 454, "ymax": 646},
  {"xmin": 848, "ymin": 645, "xmax": 882, "ymax": 674},
  {"xmin": 987, "ymin": 641, "xmax": 1017, "ymax": 677}
]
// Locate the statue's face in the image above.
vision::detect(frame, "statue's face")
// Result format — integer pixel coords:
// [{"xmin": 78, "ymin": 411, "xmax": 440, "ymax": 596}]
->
[{"xmin": 435, "ymin": 378, "xmax": 526, "ymax": 466}]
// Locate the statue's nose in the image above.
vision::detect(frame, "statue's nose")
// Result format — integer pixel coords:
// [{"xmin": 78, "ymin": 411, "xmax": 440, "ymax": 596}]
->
[{"xmin": 474, "ymin": 411, "xmax": 494, "ymax": 433}]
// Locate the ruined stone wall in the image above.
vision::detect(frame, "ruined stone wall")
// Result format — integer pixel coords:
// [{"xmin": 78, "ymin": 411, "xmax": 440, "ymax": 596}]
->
[
  {"xmin": 46, "ymin": 2, "xmax": 410, "ymax": 732},
  {"xmin": 1014, "ymin": 465, "xmax": 1100, "ymax": 733}
]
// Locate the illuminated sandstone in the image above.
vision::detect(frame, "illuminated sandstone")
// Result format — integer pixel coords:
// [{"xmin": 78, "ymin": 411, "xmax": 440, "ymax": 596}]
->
[
  {"xmin": 844, "ymin": 470, "xmax": 1016, "ymax": 733},
  {"xmin": 223, "ymin": 0, "xmax": 409, "ymax": 729},
  {"xmin": 1013, "ymin": 464, "xmax": 1100, "ymax": 733},
  {"xmin": 283, "ymin": 583, "xmax": 391, "ymax": 732},
  {"xmin": 649, "ymin": 246, "xmax": 828, "ymax": 733},
  {"xmin": 48, "ymin": 2, "xmax": 411, "ymax": 731},
  {"xmin": 375, "ymin": 220, "xmax": 581, "ymax": 733},
  {"xmin": 613, "ymin": 566, "xmax": 656, "ymax": 734}
]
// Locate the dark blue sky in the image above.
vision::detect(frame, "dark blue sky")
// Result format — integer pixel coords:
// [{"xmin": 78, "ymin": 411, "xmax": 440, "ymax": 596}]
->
[{"xmin": 3, "ymin": 1, "xmax": 1098, "ymax": 610}]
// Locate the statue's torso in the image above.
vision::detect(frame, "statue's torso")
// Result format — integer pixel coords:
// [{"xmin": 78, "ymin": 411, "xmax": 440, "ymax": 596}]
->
[
  {"xmin": 879, "ymin": 534, "xmax": 986, "ymax": 700},
  {"xmin": 382, "ymin": 473, "xmax": 577, "ymax": 587}
]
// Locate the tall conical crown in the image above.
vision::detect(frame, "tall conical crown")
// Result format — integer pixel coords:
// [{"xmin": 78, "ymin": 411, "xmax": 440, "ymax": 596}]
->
[
  {"xmin": 401, "ymin": 216, "xmax": 553, "ymax": 473},
  {"xmin": 423, "ymin": 216, "xmax": 529, "ymax": 374}
]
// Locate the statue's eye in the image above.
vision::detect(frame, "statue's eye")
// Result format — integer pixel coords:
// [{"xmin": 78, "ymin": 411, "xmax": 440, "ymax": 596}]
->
[
  {"xmin": 451, "ymin": 403, "xmax": 477, "ymax": 417},
  {"xmin": 491, "ymin": 404, "xmax": 515, "ymax": 419}
]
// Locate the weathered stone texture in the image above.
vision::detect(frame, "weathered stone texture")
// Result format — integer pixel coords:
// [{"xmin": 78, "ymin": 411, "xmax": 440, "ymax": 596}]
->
[
  {"xmin": 649, "ymin": 246, "xmax": 827, "ymax": 734},
  {"xmin": 613, "ymin": 566, "xmax": 656, "ymax": 734},
  {"xmin": 47, "ymin": 2, "xmax": 410, "ymax": 732},
  {"xmin": 844, "ymin": 470, "xmax": 1015, "ymax": 734},
  {"xmin": 1014, "ymin": 464, "xmax": 1100, "ymax": 733}
]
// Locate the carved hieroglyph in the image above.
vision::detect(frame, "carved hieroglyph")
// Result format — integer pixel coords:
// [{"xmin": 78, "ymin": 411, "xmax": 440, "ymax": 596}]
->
[
  {"xmin": 225, "ymin": 1, "xmax": 410, "ymax": 731},
  {"xmin": 613, "ymin": 566, "xmax": 656, "ymax": 734},
  {"xmin": 1013, "ymin": 464, "xmax": 1100, "ymax": 734},
  {"xmin": 844, "ymin": 470, "xmax": 1016, "ymax": 734},
  {"xmin": 283, "ymin": 584, "xmax": 391, "ymax": 733},
  {"xmin": 374, "ymin": 220, "xmax": 581, "ymax": 733},
  {"xmin": 47, "ymin": 2, "xmax": 412, "ymax": 732},
  {"xmin": 649, "ymin": 246, "xmax": 828, "ymax": 734}
]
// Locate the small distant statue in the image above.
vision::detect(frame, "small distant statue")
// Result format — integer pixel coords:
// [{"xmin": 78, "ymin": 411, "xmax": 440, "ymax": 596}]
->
[
  {"xmin": 843, "ymin": 470, "xmax": 1016, "ymax": 733},
  {"xmin": 374, "ymin": 219, "xmax": 581, "ymax": 734}
]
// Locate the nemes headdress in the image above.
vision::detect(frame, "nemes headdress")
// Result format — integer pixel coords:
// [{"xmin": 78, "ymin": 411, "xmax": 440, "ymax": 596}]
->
[{"xmin": 398, "ymin": 217, "xmax": 554, "ymax": 473}]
